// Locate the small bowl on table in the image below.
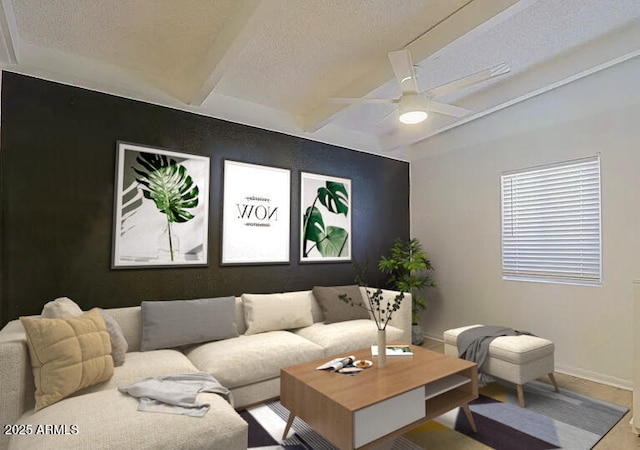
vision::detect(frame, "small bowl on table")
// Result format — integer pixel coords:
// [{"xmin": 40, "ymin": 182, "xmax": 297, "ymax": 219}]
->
[{"xmin": 353, "ymin": 359, "xmax": 372, "ymax": 369}]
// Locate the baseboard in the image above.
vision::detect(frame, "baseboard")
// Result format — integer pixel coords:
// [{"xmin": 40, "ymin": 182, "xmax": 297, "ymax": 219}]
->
[
  {"xmin": 421, "ymin": 332, "xmax": 632, "ymax": 390},
  {"xmin": 554, "ymin": 364, "xmax": 632, "ymax": 391},
  {"xmin": 423, "ymin": 331, "xmax": 443, "ymax": 342}
]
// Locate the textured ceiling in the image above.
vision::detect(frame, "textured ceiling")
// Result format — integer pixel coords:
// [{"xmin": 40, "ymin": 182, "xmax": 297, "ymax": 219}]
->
[
  {"xmin": 214, "ymin": 0, "xmax": 471, "ymax": 113},
  {"xmin": 1, "ymin": 0, "xmax": 639, "ymax": 160}
]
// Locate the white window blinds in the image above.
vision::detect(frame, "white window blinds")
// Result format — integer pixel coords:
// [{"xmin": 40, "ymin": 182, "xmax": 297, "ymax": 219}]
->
[{"xmin": 501, "ymin": 157, "xmax": 601, "ymax": 285}]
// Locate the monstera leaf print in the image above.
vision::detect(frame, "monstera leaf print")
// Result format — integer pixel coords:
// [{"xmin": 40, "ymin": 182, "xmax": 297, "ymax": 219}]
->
[
  {"xmin": 303, "ymin": 206, "xmax": 325, "ymax": 244},
  {"xmin": 317, "ymin": 226, "xmax": 349, "ymax": 257},
  {"xmin": 317, "ymin": 182, "xmax": 349, "ymax": 216},
  {"xmin": 302, "ymin": 181, "xmax": 349, "ymax": 258},
  {"xmin": 133, "ymin": 152, "xmax": 199, "ymax": 261}
]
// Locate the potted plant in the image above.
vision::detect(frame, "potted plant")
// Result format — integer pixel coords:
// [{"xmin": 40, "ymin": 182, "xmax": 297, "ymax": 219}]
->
[{"xmin": 378, "ymin": 238, "xmax": 436, "ymax": 345}]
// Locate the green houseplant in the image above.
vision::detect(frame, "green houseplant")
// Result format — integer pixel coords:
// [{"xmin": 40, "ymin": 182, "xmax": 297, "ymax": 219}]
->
[{"xmin": 378, "ymin": 238, "xmax": 436, "ymax": 345}]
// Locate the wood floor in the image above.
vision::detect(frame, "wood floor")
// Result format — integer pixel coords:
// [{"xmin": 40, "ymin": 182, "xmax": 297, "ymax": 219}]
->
[{"xmin": 420, "ymin": 338, "xmax": 639, "ymax": 449}]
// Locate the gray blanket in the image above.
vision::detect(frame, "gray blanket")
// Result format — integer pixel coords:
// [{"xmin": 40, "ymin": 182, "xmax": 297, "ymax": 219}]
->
[
  {"xmin": 118, "ymin": 372, "xmax": 233, "ymax": 417},
  {"xmin": 457, "ymin": 325, "xmax": 532, "ymax": 372}
]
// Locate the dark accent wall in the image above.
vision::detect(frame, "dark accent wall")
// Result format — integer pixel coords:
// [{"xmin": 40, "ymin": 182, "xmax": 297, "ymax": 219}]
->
[{"xmin": 0, "ymin": 72, "xmax": 409, "ymax": 327}]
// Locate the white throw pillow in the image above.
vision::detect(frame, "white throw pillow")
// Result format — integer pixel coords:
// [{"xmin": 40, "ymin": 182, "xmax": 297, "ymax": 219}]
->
[
  {"xmin": 41, "ymin": 297, "xmax": 83, "ymax": 319},
  {"xmin": 242, "ymin": 291, "xmax": 314, "ymax": 335}
]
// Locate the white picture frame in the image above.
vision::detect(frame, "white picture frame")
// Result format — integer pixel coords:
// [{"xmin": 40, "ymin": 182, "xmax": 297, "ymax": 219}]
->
[
  {"xmin": 221, "ymin": 160, "xmax": 291, "ymax": 265},
  {"xmin": 300, "ymin": 171, "xmax": 351, "ymax": 263},
  {"xmin": 112, "ymin": 141, "xmax": 210, "ymax": 268}
]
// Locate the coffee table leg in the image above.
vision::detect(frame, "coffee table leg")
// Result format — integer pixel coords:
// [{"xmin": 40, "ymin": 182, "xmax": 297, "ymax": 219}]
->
[
  {"xmin": 462, "ymin": 404, "xmax": 477, "ymax": 432},
  {"xmin": 282, "ymin": 412, "xmax": 295, "ymax": 440}
]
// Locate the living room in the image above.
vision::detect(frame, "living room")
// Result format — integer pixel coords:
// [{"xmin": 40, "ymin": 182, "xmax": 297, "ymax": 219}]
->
[{"xmin": 1, "ymin": 1, "xmax": 640, "ymax": 449}]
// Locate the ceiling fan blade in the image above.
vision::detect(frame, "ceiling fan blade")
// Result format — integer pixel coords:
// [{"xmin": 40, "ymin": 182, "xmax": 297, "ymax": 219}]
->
[
  {"xmin": 328, "ymin": 97, "xmax": 397, "ymax": 104},
  {"xmin": 426, "ymin": 63, "xmax": 510, "ymax": 98},
  {"xmin": 429, "ymin": 101, "xmax": 472, "ymax": 118},
  {"xmin": 388, "ymin": 49, "xmax": 418, "ymax": 94}
]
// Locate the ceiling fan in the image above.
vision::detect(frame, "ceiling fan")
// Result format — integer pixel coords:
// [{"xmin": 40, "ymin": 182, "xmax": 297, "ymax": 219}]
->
[{"xmin": 330, "ymin": 49, "xmax": 510, "ymax": 125}]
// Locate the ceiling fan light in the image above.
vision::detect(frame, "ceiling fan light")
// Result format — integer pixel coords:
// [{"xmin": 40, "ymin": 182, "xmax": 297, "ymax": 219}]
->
[
  {"xmin": 398, "ymin": 94, "xmax": 428, "ymax": 124},
  {"xmin": 399, "ymin": 110, "xmax": 428, "ymax": 124}
]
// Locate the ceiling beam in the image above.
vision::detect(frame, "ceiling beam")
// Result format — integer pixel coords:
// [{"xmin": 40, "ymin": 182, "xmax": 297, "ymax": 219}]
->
[
  {"xmin": 185, "ymin": 0, "xmax": 273, "ymax": 106},
  {"xmin": 0, "ymin": 0, "xmax": 19, "ymax": 63},
  {"xmin": 300, "ymin": 0, "xmax": 521, "ymax": 133},
  {"xmin": 381, "ymin": 18, "xmax": 640, "ymax": 153},
  {"xmin": 404, "ymin": 0, "xmax": 537, "ymax": 64}
]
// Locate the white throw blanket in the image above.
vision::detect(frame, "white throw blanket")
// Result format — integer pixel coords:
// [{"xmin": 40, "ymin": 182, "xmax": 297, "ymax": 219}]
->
[{"xmin": 118, "ymin": 372, "xmax": 233, "ymax": 417}]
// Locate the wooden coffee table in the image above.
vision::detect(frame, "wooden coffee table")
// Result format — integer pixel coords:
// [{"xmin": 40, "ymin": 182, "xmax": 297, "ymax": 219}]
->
[{"xmin": 280, "ymin": 345, "xmax": 478, "ymax": 450}]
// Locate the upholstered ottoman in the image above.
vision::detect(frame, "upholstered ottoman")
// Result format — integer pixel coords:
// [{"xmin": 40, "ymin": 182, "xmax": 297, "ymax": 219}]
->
[{"xmin": 444, "ymin": 324, "xmax": 558, "ymax": 407}]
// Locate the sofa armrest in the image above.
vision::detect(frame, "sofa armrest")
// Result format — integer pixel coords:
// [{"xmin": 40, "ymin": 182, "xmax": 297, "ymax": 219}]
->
[{"xmin": 0, "ymin": 321, "xmax": 35, "ymax": 450}]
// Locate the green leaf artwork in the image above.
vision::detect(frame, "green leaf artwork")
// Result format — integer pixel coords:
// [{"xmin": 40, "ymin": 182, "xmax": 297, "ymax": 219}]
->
[
  {"xmin": 302, "ymin": 179, "xmax": 349, "ymax": 258},
  {"xmin": 133, "ymin": 152, "xmax": 199, "ymax": 261}
]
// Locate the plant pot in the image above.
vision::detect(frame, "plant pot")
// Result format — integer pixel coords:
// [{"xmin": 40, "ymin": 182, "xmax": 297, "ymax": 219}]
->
[{"xmin": 412, "ymin": 323, "xmax": 424, "ymax": 346}]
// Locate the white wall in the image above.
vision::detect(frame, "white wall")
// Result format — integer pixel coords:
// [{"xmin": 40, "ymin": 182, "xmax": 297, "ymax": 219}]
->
[{"xmin": 410, "ymin": 55, "xmax": 640, "ymax": 388}]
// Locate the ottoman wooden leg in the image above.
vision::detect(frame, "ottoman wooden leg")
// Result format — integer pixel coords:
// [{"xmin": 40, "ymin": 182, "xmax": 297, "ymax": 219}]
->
[
  {"xmin": 549, "ymin": 373, "xmax": 559, "ymax": 392},
  {"xmin": 517, "ymin": 384, "xmax": 525, "ymax": 408}
]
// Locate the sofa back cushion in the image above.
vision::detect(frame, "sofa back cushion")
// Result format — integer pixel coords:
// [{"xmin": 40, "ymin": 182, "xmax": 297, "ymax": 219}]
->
[
  {"xmin": 235, "ymin": 290, "xmax": 322, "ymax": 334},
  {"xmin": 140, "ymin": 297, "xmax": 239, "ymax": 351},
  {"xmin": 313, "ymin": 285, "xmax": 371, "ymax": 323},
  {"xmin": 242, "ymin": 291, "xmax": 314, "ymax": 335},
  {"xmin": 104, "ymin": 306, "xmax": 143, "ymax": 352},
  {"xmin": 309, "ymin": 291, "xmax": 324, "ymax": 323},
  {"xmin": 234, "ymin": 297, "xmax": 246, "ymax": 334}
]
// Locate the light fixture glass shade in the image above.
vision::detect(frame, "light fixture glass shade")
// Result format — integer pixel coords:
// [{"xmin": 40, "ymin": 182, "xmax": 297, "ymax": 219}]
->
[
  {"xmin": 399, "ymin": 110, "xmax": 428, "ymax": 124},
  {"xmin": 398, "ymin": 94, "xmax": 428, "ymax": 124}
]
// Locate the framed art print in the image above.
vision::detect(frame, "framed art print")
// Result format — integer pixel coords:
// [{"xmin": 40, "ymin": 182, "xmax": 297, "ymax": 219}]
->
[
  {"xmin": 112, "ymin": 142, "xmax": 210, "ymax": 268},
  {"xmin": 300, "ymin": 172, "xmax": 351, "ymax": 262},
  {"xmin": 221, "ymin": 160, "xmax": 291, "ymax": 265}
]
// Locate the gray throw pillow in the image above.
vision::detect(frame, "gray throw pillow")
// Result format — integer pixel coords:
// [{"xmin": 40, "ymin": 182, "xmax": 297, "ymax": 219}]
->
[
  {"xmin": 140, "ymin": 297, "xmax": 239, "ymax": 351},
  {"xmin": 98, "ymin": 309, "xmax": 128, "ymax": 366},
  {"xmin": 312, "ymin": 285, "xmax": 370, "ymax": 324}
]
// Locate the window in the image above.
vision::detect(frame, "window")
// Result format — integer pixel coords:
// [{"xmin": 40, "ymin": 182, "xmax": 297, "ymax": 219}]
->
[{"xmin": 501, "ymin": 156, "xmax": 601, "ymax": 285}]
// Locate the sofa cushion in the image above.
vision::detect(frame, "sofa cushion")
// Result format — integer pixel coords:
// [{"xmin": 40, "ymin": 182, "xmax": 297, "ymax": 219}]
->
[
  {"xmin": 185, "ymin": 331, "xmax": 324, "ymax": 389},
  {"xmin": 20, "ymin": 309, "xmax": 114, "ymax": 411},
  {"xmin": 295, "ymin": 320, "xmax": 405, "ymax": 357},
  {"xmin": 9, "ymin": 388, "xmax": 247, "ymax": 450},
  {"xmin": 312, "ymin": 285, "xmax": 370, "ymax": 323},
  {"xmin": 41, "ymin": 297, "xmax": 83, "ymax": 319},
  {"xmin": 444, "ymin": 324, "xmax": 555, "ymax": 364},
  {"xmin": 74, "ymin": 349, "xmax": 199, "ymax": 396},
  {"xmin": 104, "ymin": 306, "xmax": 142, "ymax": 352},
  {"xmin": 140, "ymin": 297, "xmax": 238, "ymax": 351},
  {"xmin": 242, "ymin": 292, "xmax": 314, "ymax": 335}
]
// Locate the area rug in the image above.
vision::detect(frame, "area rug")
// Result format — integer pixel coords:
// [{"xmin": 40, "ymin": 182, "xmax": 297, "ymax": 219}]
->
[{"xmin": 244, "ymin": 380, "xmax": 628, "ymax": 450}]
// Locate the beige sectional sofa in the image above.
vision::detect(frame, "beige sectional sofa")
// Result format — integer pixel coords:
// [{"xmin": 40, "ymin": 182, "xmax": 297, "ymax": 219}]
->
[{"xmin": 0, "ymin": 287, "xmax": 411, "ymax": 450}]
